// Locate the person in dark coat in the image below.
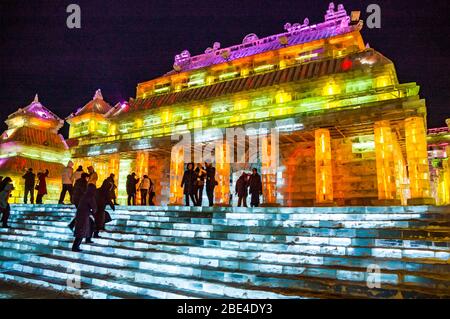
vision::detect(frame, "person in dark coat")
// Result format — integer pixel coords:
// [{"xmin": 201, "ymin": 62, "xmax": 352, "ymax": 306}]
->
[
  {"xmin": 22, "ymin": 168, "xmax": 36, "ymax": 204},
  {"xmin": 36, "ymin": 169, "xmax": 49, "ymax": 204},
  {"xmin": 72, "ymin": 184, "xmax": 97, "ymax": 252},
  {"xmin": 181, "ymin": 163, "xmax": 197, "ymax": 206},
  {"xmin": 68, "ymin": 172, "xmax": 90, "ymax": 231},
  {"xmin": 205, "ymin": 162, "xmax": 217, "ymax": 207},
  {"xmin": 72, "ymin": 173, "xmax": 89, "ymax": 208},
  {"xmin": 93, "ymin": 178, "xmax": 115, "ymax": 238},
  {"xmin": 194, "ymin": 164, "xmax": 206, "ymax": 206},
  {"xmin": 126, "ymin": 173, "xmax": 139, "ymax": 206},
  {"xmin": 248, "ymin": 168, "xmax": 263, "ymax": 207},
  {"xmin": 0, "ymin": 177, "xmax": 14, "ymax": 228},
  {"xmin": 106, "ymin": 174, "xmax": 118, "ymax": 205},
  {"xmin": 235, "ymin": 172, "xmax": 250, "ymax": 207}
]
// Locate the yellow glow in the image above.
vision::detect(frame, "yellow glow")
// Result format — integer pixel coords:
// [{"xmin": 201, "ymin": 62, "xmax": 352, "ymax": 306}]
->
[
  {"xmin": 275, "ymin": 91, "xmax": 292, "ymax": 104},
  {"xmin": 374, "ymin": 121, "xmax": 396, "ymax": 200},
  {"xmin": 169, "ymin": 146, "xmax": 184, "ymax": 205},
  {"xmin": 405, "ymin": 117, "xmax": 431, "ymax": 199},
  {"xmin": 206, "ymin": 76, "xmax": 216, "ymax": 85},
  {"xmin": 234, "ymin": 100, "xmax": 248, "ymax": 111},
  {"xmin": 375, "ymin": 75, "xmax": 392, "ymax": 88},
  {"xmin": 215, "ymin": 142, "xmax": 230, "ymax": 205},
  {"xmin": 240, "ymin": 69, "xmax": 250, "ymax": 77},
  {"xmin": 315, "ymin": 129, "xmax": 333, "ymax": 203},
  {"xmin": 323, "ymin": 82, "xmax": 341, "ymax": 96}
]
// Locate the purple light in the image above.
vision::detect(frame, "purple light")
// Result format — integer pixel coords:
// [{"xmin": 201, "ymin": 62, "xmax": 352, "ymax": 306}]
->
[{"xmin": 172, "ymin": 2, "xmax": 359, "ymax": 73}]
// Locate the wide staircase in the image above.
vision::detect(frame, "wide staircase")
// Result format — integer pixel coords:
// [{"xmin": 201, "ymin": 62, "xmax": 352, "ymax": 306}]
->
[{"xmin": 0, "ymin": 204, "xmax": 449, "ymax": 299}]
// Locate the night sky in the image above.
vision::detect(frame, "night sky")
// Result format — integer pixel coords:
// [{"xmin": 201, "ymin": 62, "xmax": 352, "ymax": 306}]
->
[{"xmin": 0, "ymin": 0, "xmax": 449, "ymax": 137}]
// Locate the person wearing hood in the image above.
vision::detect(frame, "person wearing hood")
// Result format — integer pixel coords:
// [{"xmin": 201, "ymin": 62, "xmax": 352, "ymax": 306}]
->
[
  {"xmin": 93, "ymin": 177, "xmax": 115, "ymax": 238},
  {"xmin": 58, "ymin": 160, "xmax": 74, "ymax": 204},
  {"xmin": 0, "ymin": 177, "xmax": 14, "ymax": 228},
  {"xmin": 248, "ymin": 168, "xmax": 263, "ymax": 207},
  {"xmin": 72, "ymin": 184, "xmax": 97, "ymax": 252}
]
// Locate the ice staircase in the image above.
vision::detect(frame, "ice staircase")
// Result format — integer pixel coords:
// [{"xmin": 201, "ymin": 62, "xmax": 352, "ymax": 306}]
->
[{"xmin": 0, "ymin": 204, "xmax": 449, "ymax": 299}]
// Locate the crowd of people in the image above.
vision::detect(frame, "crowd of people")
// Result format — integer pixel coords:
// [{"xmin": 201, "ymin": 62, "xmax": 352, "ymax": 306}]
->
[
  {"xmin": 0, "ymin": 161, "xmax": 265, "ymax": 251},
  {"xmin": 181, "ymin": 163, "xmax": 263, "ymax": 208}
]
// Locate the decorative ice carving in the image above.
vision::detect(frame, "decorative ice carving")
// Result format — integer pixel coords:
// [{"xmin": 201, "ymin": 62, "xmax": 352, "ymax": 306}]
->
[
  {"xmin": 93, "ymin": 89, "xmax": 103, "ymax": 100},
  {"xmin": 284, "ymin": 18, "xmax": 310, "ymax": 33},
  {"xmin": 174, "ymin": 50, "xmax": 191, "ymax": 66},
  {"xmin": 205, "ymin": 42, "xmax": 221, "ymax": 54},
  {"xmin": 242, "ymin": 33, "xmax": 259, "ymax": 44}
]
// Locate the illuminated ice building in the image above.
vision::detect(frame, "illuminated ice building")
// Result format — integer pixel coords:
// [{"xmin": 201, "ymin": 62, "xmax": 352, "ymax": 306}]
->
[
  {"xmin": 1, "ymin": 2, "xmax": 449, "ymax": 300},
  {"xmin": 66, "ymin": 3, "xmax": 435, "ymax": 207},
  {"xmin": 0, "ymin": 95, "xmax": 70, "ymax": 203}
]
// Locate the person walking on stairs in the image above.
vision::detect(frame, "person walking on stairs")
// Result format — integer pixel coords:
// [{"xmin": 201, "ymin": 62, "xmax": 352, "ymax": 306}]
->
[
  {"xmin": 93, "ymin": 178, "xmax": 115, "ymax": 238},
  {"xmin": 68, "ymin": 172, "xmax": 89, "ymax": 231},
  {"xmin": 22, "ymin": 168, "xmax": 35, "ymax": 204},
  {"xmin": 0, "ymin": 177, "xmax": 14, "ymax": 228},
  {"xmin": 72, "ymin": 184, "xmax": 96, "ymax": 252},
  {"xmin": 59, "ymin": 161, "xmax": 74, "ymax": 204},
  {"xmin": 106, "ymin": 174, "xmax": 118, "ymax": 205}
]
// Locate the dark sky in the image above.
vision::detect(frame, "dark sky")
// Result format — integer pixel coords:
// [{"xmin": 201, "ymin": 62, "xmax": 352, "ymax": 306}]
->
[{"xmin": 1, "ymin": 0, "xmax": 449, "ymax": 137}]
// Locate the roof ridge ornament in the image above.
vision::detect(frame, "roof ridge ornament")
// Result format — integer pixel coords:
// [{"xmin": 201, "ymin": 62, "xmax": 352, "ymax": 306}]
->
[
  {"xmin": 33, "ymin": 94, "xmax": 39, "ymax": 103},
  {"xmin": 93, "ymin": 89, "xmax": 103, "ymax": 100}
]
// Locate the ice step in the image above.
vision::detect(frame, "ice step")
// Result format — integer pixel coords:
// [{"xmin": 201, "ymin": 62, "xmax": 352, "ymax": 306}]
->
[
  {"xmin": 1, "ymin": 235, "xmax": 449, "ymax": 294},
  {"xmin": 0, "ymin": 269, "xmax": 163, "ymax": 299},
  {"xmin": 2, "ymin": 227, "xmax": 450, "ymax": 269},
  {"xmin": 7, "ymin": 221, "xmax": 450, "ymax": 250},
  {"xmin": 10, "ymin": 215, "xmax": 450, "ymax": 231},
  {"xmin": 2, "ymin": 228, "xmax": 449, "ymax": 274},
  {"xmin": 3, "ymin": 224, "xmax": 450, "ymax": 253}
]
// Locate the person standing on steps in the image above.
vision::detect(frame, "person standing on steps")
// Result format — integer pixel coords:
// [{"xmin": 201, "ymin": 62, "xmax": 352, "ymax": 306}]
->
[
  {"xmin": 36, "ymin": 169, "xmax": 49, "ymax": 204},
  {"xmin": 87, "ymin": 166, "xmax": 98, "ymax": 186},
  {"xmin": 73, "ymin": 166, "xmax": 84, "ymax": 184},
  {"xmin": 72, "ymin": 184, "xmax": 96, "ymax": 252},
  {"xmin": 22, "ymin": 168, "xmax": 36, "ymax": 204},
  {"xmin": 138, "ymin": 175, "xmax": 151, "ymax": 205},
  {"xmin": 0, "ymin": 177, "xmax": 14, "ymax": 228},
  {"xmin": 205, "ymin": 162, "xmax": 217, "ymax": 207},
  {"xmin": 126, "ymin": 173, "xmax": 139, "ymax": 206},
  {"xmin": 93, "ymin": 177, "xmax": 115, "ymax": 238},
  {"xmin": 248, "ymin": 168, "xmax": 263, "ymax": 207},
  {"xmin": 181, "ymin": 163, "xmax": 197, "ymax": 207},
  {"xmin": 59, "ymin": 161, "xmax": 74, "ymax": 204},
  {"xmin": 194, "ymin": 163, "xmax": 206, "ymax": 206},
  {"xmin": 148, "ymin": 177, "xmax": 155, "ymax": 206},
  {"xmin": 235, "ymin": 172, "xmax": 250, "ymax": 207}
]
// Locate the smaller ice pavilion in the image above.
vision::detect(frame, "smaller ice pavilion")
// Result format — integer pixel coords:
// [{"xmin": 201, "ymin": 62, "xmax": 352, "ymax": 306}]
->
[{"xmin": 0, "ymin": 95, "xmax": 70, "ymax": 203}]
